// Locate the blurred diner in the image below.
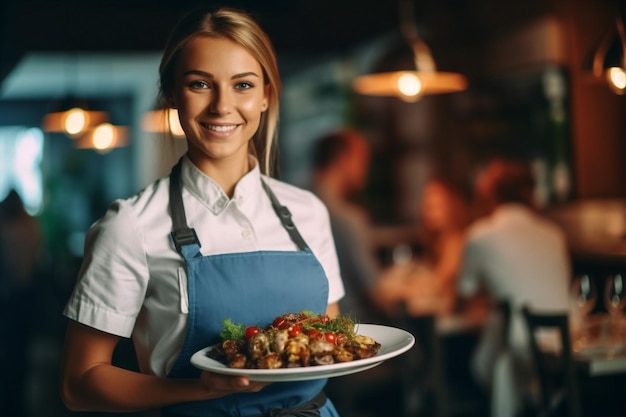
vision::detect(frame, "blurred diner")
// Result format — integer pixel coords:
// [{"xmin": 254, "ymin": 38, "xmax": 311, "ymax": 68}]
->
[
  {"xmin": 376, "ymin": 177, "xmax": 474, "ymax": 317},
  {"xmin": 310, "ymin": 128, "xmax": 391, "ymax": 324},
  {"xmin": 457, "ymin": 157, "xmax": 572, "ymax": 417}
]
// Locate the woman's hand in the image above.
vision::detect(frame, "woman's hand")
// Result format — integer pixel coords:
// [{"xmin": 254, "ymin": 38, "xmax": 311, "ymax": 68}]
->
[{"xmin": 199, "ymin": 372, "xmax": 269, "ymax": 395}]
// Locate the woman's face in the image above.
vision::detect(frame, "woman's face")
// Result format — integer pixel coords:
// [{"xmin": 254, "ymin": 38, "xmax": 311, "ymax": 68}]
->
[
  {"xmin": 172, "ymin": 36, "xmax": 269, "ymax": 168},
  {"xmin": 420, "ymin": 184, "xmax": 450, "ymax": 231}
]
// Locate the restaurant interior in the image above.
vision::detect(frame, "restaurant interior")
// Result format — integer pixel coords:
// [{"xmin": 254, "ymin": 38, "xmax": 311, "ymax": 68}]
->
[{"xmin": 0, "ymin": 0, "xmax": 625, "ymax": 416}]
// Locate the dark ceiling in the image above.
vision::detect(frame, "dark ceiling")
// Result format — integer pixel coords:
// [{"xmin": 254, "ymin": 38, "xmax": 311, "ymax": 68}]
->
[
  {"xmin": 0, "ymin": 0, "xmax": 400, "ymax": 84},
  {"xmin": 0, "ymin": 0, "xmax": 554, "ymax": 86}
]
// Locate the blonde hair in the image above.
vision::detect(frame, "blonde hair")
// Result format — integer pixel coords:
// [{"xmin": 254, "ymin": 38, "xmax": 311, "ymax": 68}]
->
[{"xmin": 157, "ymin": 7, "xmax": 281, "ymax": 176}]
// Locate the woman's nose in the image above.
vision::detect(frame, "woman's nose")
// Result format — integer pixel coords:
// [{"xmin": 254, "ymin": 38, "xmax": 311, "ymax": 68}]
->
[{"xmin": 209, "ymin": 90, "xmax": 232, "ymax": 115}]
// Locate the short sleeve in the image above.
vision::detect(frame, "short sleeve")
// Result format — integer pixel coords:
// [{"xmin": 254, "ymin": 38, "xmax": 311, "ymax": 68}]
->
[
  {"xmin": 63, "ymin": 200, "xmax": 150, "ymax": 337},
  {"xmin": 457, "ymin": 237, "xmax": 484, "ymax": 297}
]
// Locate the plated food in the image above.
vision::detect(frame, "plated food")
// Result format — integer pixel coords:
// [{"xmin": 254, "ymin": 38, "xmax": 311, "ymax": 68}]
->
[{"xmin": 207, "ymin": 311, "xmax": 381, "ymax": 369}]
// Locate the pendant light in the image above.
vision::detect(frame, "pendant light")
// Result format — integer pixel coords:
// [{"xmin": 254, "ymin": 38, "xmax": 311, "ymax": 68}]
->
[
  {"xmin": 352, "ymin": 0, "xmax": 467, "ymax": 102},
  {"xmin": 74, "ymin": 123, "xmax": 129, "ymax": 153},
  {"xmin": 42, "ymin": 103, "xmax": 108, "ymax": 137},
  {"xmin": 141, "ymin": 107, "xmax": 185, "ymax": 137},
  {"xmin": 589, "ymin": 0, "xmax": 626, "ymax": 94}
]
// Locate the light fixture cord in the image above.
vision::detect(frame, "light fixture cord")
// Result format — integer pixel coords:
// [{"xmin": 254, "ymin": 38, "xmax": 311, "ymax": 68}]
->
[
  {"xmin": 399, "ymin": 0, "xmax": 436, "ymax": 72},
  {"xmin": 617, "ymin": 0, "xmax": 626, "ymax": 68}
]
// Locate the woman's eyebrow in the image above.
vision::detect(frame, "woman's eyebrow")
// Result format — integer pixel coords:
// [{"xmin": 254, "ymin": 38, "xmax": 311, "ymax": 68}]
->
[{"xmin": 182, "ymin": 70, "xmax": 261, "ymax": 79}]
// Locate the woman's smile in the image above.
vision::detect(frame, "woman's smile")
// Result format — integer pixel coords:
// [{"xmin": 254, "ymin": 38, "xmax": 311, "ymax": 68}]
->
[{"xmin": 201, "ymin": 123, "xmax": 241, "ymax": 137}]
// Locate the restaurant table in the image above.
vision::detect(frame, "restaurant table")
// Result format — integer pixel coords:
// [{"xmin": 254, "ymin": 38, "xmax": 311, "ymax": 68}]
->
[
  {"xmin": 575, "ymin": 347, "xmax": 626, "ymax": 376},
  {"xmin": 573, "ymin": 313, "xmax": 626, "ymax": 377}
]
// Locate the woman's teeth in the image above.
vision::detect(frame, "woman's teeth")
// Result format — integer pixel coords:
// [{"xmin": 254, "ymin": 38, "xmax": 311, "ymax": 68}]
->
[{"xmin": 205, "ymin": 124, "xmax": 237, "ymax": 132}]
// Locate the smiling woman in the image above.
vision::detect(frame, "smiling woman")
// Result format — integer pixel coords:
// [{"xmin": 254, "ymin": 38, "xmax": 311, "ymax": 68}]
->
[{"xmin": 59, "ymin": 6, "xmax": 346, "ymax": 417}]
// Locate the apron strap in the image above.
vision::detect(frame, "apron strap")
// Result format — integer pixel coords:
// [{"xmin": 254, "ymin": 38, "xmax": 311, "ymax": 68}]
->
[
  {"xmin": 261, "ymin": 179, "xmax": 308, "ymax": 251},
  {"xmin": 169, "ymin": 159, "xmax": 201, "ymax": 252}
]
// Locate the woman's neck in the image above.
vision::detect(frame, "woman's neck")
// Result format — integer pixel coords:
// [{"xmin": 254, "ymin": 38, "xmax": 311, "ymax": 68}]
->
[{"xmin": 188, "ymin": 153, "xmax": 251, "ymax": 198}]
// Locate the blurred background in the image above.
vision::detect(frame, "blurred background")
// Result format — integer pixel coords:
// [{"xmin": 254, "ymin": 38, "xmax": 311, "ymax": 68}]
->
[{"xmin": 0, "ymin": 0, "xmax": 625, "ymax": 416}]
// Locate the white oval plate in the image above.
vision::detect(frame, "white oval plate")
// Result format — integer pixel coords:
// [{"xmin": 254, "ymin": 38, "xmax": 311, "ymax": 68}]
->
[{"xmin": 190, "ymin": 323, "xmax": 415, "ymax": 381}]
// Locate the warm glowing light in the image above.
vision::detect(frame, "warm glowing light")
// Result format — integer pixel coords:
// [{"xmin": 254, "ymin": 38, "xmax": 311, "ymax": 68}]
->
[
  {"xmin": 141, "ymin": 108, "xmax": 185, "ymax": 137},
  {"xmin": 353, "ymin": 71, "xmax": 467, "ymax": 99},
  {"xmin": 168, "ymin": 109, "xmax": 185, "ymax": 136},
  {"xmin": 63, "ymin": 108, "xmax": 88, "ymax": 135},
  {"xmin": 607, "ymin": 67, "xmax": 626, "ymax": 94},
  {"xmin": 74, "ymin": 124, "xmax": 128, "ymax": 152},
  {"xmin": 92, "ymin": 123, "xmax": 116, "ymax": 150},
  {"xmin": 397, "ymin": 73, "xmax": 422, "ymax": 100},
  {"xmin": 42, "ymin": 109, "xmax": 108, "ymax": 135}
]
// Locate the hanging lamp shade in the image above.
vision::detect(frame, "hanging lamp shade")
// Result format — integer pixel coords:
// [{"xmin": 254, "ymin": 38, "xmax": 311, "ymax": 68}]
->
[
  {"xmin": 41, "ymin": 55, "xmax": 111, "ymax": 136},
  {"xmin": 42, "ymin": 97, "xmax": 109, "ymax": 137},
  {"xmin": 74, "ymin": 123, "xmax": 129, "ymax": 153},
  {"xmin": 141, "ymin": 107, "xmax": 185, "ymax": 137},
  {"xmin": 589, "ymin": 0, "xmax": 626, "ymax": 94},
  {"xmin": 352, "ymin": 0, "xmax": 467, "ymax": 102}
]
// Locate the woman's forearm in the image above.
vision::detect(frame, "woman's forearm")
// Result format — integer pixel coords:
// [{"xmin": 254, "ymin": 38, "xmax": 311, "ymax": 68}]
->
[{"xmin": 62, "ymin": 364, "xmax": 208, "ymax": 412}]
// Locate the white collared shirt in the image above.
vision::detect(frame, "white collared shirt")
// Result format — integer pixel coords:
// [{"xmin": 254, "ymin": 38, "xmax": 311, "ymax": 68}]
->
[
  {"xmin": 64, "ymin": 155, "xmax": 345, "ymax": 376},
  {"xmin": 458, "ymin": 204, "xmax": 570, "ymax": 353}
]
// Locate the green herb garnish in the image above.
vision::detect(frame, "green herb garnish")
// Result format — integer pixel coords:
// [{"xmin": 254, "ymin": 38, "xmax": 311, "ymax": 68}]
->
[{"xmin": 219, "ymin": 318, "xmax": 245, "ymax": 341}]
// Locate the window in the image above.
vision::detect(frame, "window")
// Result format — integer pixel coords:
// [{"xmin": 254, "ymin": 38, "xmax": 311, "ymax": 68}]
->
[{"xmin": 0, "ymin": 127, "xmax": 44, "ymax": 215}]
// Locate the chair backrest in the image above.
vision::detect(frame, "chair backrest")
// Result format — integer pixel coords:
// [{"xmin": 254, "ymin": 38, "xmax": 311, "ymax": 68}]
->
[
  {"xmin": 521, "ymin": 306, "xmax": 581, "ymax": 417},
  {"xmin": 496, "ymin": 299, "xmax": 512, "ymax": 349}
]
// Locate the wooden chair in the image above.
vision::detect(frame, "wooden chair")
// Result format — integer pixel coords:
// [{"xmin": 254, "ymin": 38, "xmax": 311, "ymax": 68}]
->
[
  {"xmin": 396, "ymin": 305, "xmax": 487, "ymax": 417},
  {"xmin": 521, "ymin": 306, "xmax": 582, "ymax": 417}
]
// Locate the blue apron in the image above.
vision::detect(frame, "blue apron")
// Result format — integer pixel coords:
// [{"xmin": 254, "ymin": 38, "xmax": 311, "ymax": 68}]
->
[{"xmin": 163, "ymin": 161, "xmax": 339, "ymax": 417}]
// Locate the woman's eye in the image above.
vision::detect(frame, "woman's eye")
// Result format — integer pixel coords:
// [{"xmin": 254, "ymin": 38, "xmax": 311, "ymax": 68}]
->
[
  {"xmin": 235, "ymin": 81, "xmax": 253, "ymax": 89},
  {"xmin": 189, "ymin": 80, "xmax": 209, "ymax": 89}
]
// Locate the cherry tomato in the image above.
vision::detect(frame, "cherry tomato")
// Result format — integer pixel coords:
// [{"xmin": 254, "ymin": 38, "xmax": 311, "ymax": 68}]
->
[
  {"xmin": 323, "ymin": 332, "xmax": 337, "ymax": 344},
  {"xmin": 244, "ymin": 326, "xmax": 261, "ymax": 339},
  {"xmin": 320, "ymin": 314, "xmax": 330, "ymax": 324},
  {"xmin": 305, "ymin": 329, "xmax": 322, "ymax": 340},
  {"xmin": 272, "ymin": 316, "xmax": 289, "ymax": 329},
  {"xmin": 288, "ymin": 324, "xmax": 302, "ymax": 338}
]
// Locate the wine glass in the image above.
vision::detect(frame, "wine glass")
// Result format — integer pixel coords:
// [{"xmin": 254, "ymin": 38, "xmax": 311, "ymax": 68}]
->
[
  {"xmin": 604, "ymin": 273, "xmax": 626, "ymax": 348},
  {"xmin": 570, "ymin": 274, "xmax": 598, "ymax": 350},
  {"xmin": 571, "ymin": 274, "xmax": 598, "ymax": 316}
]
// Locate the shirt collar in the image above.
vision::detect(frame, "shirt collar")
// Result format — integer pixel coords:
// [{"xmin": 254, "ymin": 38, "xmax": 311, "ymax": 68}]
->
[
  {"xmin": 493, "ymin": 203, "xmax": 534, "ymax": 221},
  {"xmin": 180, "ymin": 155, "xmax": 262, "ymax": 215}
]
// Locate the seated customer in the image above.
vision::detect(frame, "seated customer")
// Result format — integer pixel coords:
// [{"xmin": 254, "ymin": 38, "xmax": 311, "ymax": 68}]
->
[
  {"xmin": 457, "ymin": 158, "xmax": 571, "ymax": 416},
  {"xmin": 378, "ymin": 178, "xmax": 472, "ymax": 316}
]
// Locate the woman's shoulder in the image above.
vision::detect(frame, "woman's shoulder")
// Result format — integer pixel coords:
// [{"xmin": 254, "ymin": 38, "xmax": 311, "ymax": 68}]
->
[{"xmin": 92, "ymin": 177, "xmax": 170, "ymax": 233}]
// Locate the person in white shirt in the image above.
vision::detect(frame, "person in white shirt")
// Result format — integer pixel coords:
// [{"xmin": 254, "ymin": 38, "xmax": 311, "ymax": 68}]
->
[
  {"xmin": 457, "ymin": 158, "xmax": 571, "ymax": 416},
  {"xmin": 60, "ymin": 7, "xmax": 345, "ymax": 417}
]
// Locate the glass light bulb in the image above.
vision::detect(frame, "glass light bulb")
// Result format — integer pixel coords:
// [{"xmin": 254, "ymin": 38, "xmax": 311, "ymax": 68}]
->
[
  {"xmin": 397, "ymin": 73, "xmax": 422, "ymax": 100},
  {"xmin": 607, "ymin": 67, "xmax": 626, "ymax": 94},
  {"xmin": 92, "ymin": 123, "xmax": 116, "ymax": 150},
  {"xmin": 64, "ymin": 108, "xmax": 88, "ymax": 135}
]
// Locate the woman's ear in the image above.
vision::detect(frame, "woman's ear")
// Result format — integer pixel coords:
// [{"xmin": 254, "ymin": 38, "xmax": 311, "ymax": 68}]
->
[
  {"xmin": 166, "ymin": 95, "xmax": 177, "ymax": 109},
  {"xmin": 261, "ymin": 84, "xmax": 270, "ymax": 112}
]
